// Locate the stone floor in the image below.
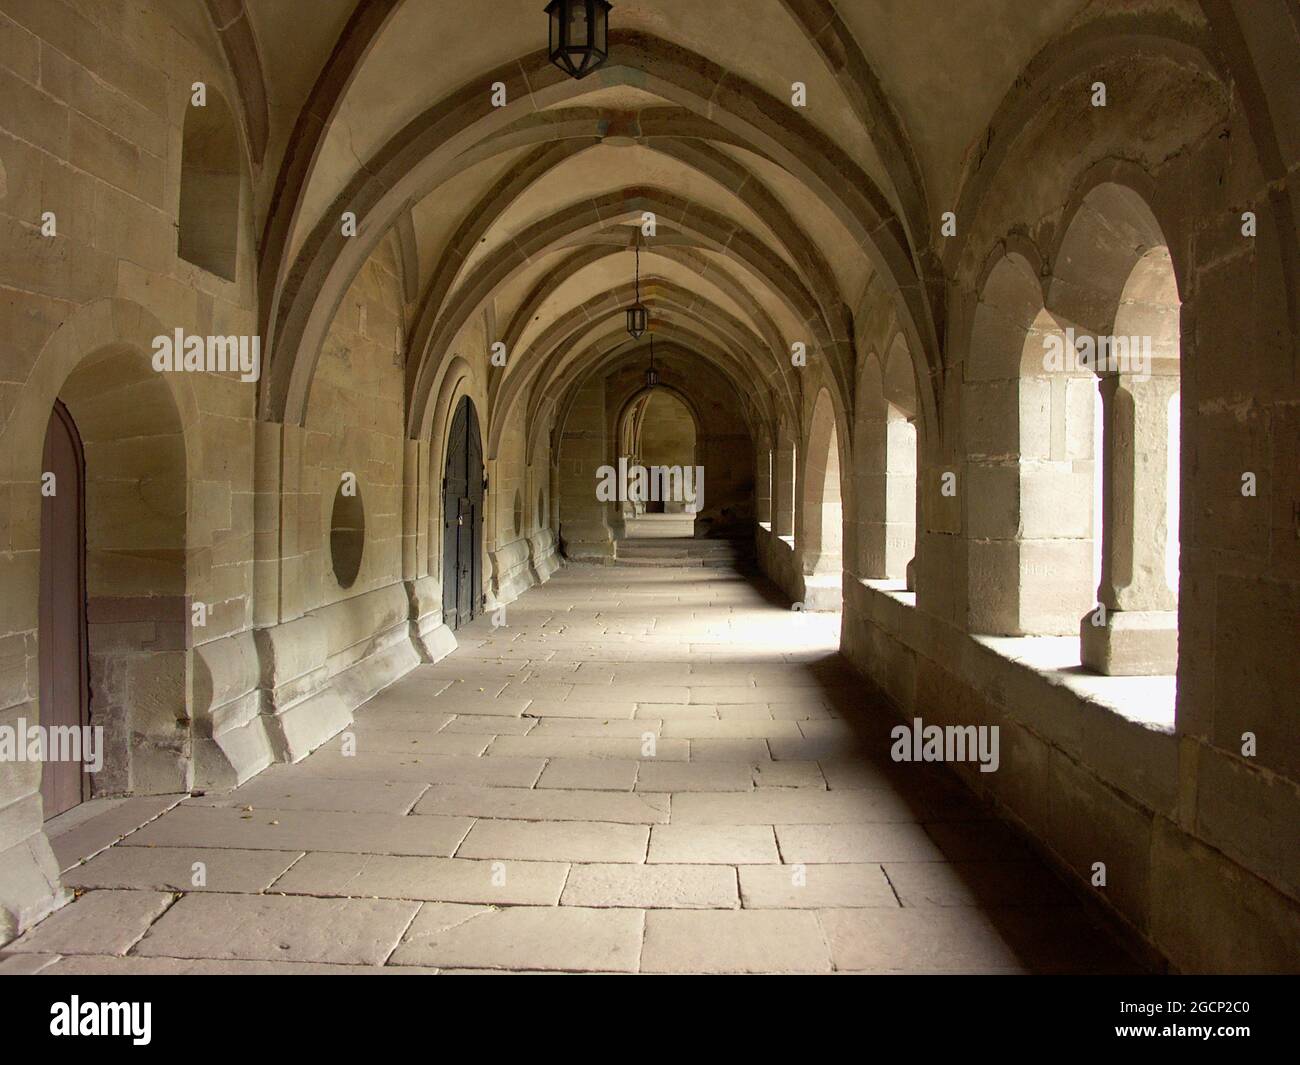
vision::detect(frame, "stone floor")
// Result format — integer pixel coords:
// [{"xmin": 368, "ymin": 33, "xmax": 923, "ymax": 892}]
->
[{"xmin": 0, "ymin": 564, "xmax": 1139, "ymax": 974}]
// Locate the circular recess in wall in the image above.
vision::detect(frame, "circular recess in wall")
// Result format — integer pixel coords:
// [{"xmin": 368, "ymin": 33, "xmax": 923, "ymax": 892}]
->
[
  {"xmin": 330, "ymin": 482, "xmax": 365, "ymax": 589},
  {"xmin": 513, "ymin": 489, "xmax": 524, "ymax": 535}
]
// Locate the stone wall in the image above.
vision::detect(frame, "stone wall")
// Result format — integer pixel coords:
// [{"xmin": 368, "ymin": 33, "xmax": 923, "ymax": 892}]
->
[
  {"xmin": 0, "ymin": 0, "xmax": 263, "ymax": 939},
  {"xmin": 0, "ymin": 0, "xmax": 565, "ymax": 942},
  {"xmin": 790, "ymin": 27, "xmax": 1300, "ymax": 972}
]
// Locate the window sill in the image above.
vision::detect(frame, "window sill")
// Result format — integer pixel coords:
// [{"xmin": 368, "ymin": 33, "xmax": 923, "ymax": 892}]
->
[
  {"xmin": 852, "ymin": 579, "xmax": 1175, "ymax": 732},
  {"xmin": 860, "ymin": 577, "xmax": 915, "ymax": 606},
  {"xmin": 973, "ymin": 634, "xmax": 1176, "ymax": 732}
]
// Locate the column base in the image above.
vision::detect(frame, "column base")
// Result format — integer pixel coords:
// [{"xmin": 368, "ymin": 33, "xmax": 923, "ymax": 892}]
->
[
  {"xmin": 799, "ymin": 571, "xmax": 842, "ymax": 612},
  {"xmin": 559, "ymin": 520, "xmax": 614, "ymax": 564},
  {"xmin": 0, "ymin": 832, "xmax": 69, "ymax": 945},
  {"xmin": 1080, "ymin": 608, "xmax": 1178, "ymax": 676}
]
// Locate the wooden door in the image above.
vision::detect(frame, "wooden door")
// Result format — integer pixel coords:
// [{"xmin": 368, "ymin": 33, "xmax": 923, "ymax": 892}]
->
[
  {"xmin": 39, "ymin": 401, "xmax": 90, "ymax": 819},
  {"xmin": 442, "ymin": 397, "xmax": 484, "ymax": 629}
]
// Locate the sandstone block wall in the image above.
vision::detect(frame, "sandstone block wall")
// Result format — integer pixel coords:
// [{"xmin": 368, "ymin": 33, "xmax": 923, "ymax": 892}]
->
[
  {"xmin": 752, "ymin": 15, "xmax": 1300, "ymax": 971},
  {"xmin": 0, "ymin": 0, "xmax": 563, "ymax": 942}
]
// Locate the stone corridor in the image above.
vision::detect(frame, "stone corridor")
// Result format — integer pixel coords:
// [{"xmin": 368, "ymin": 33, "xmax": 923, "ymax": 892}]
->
[{"xmin": 2, "ymin": 563, "xmax": 1136, "ymax": 974}]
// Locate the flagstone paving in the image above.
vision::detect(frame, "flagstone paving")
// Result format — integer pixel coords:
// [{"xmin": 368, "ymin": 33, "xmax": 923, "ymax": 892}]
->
[{"xmin": 0, "ymin": 564, "xmax": 1140, "ymax": 974}]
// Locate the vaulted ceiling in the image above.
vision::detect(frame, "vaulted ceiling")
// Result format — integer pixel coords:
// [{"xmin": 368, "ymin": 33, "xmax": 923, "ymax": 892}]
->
[{"xmin": 199, "ymin": 0, "xmax": 1217, "ymax": 455}]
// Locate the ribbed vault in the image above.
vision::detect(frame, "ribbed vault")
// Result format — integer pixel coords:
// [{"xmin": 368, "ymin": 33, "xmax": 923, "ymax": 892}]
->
[{"xmin": 255, "ymin": 25, "xmax": 947, "ymax": 447}]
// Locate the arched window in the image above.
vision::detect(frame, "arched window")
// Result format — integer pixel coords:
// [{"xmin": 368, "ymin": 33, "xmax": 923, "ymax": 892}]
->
[
  {"xmin": 856, "ymin": 341, "xmax": 918, "ymax": 582},
  {"xmin": 963, "ymin": 254, "xmax": 1096, "ymax": 636},
  {"xmin": 178, "ymin": 89, "xmax": 242, "ymax": 280},
  {"xmin": 802, "ymin": 389, "xmax": 843, "ymax": 577},
  {"xmin": 1052, "ymin": 185, "xmax": 1182, "ymax": 676}
]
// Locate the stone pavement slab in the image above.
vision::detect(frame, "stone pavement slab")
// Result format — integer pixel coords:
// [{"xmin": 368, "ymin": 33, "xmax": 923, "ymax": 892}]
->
[
  {"xmin": 6, "ymin": 890, "xmax": 173, "ymax": 956},
  {"xmin": 134, "ymin": 893, "xmax": 420, "ymax": 966},
  {"xmin": 411, "ymin": 784, "xmax": 669, "ymax": 824},
  {"xmin": 122, "ymin": 805, "xmax": 473, "ymax": 857},
  {"xmin": 560, "ymin": 863, "xmax": 739, "ymax": 909},
  {"xmin": 64, "ymin": 847, "xmax": 301, "ymax": 893},
  {"xmin": 648, "ymin": 824, "xmax": 779, "ymax": 864},
  {"xmin": 641, "ymin": 910, "xmax": 831, "ymax": 973},
  {"xmin": 13, "ymin": 564, "xmax": 1135, "ymax": 975},
  {"xmin": 390, "ymin": 903, "xmax": 643, "ymax": 972},
  {"xmin": 456, "ymin": 819, "xmax": 649, "ymax": 863},
  {"xmin": 271, "ymin": 852, "xmax": 569, "ymax": 906}
]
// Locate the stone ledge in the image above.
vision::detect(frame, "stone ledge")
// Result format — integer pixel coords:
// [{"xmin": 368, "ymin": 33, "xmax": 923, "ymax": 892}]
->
[
  {"xmin": 853, "ymin": 578, "xmax": 1176, "ymax": 731},
  {"xmin": 845, "ymin": 581, "xmax": 1180, "ymax": 811},
  {"xmin": 837, "ymin": 580, "xmax": 1202, "ymax": 964}
]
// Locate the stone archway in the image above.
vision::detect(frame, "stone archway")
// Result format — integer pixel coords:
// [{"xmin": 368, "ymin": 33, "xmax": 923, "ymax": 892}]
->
[
  {"xmin": 58, "ymin": 344, "xmax": 192, "ymax": 798},
  {"xmin": 0, "ymin": 300, "xmax": 197, "ymax": 805},
  {"xmin": 0, "ymin": 297, "xmax": 196, "ymax": 942},
  {"xmin": 616, "ymin": 385, "xmax": 699, "ymax": 534},
  {"xmin": 1049, "ymin": 181, "xmax": 1183, "ymax": 676}
]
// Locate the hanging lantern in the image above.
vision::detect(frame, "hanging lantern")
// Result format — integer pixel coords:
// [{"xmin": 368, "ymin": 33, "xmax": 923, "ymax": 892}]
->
[
  {"xmin": 626, "ymin": 302, "xmax": 648, "ymax": 339},
  {"xmin": 546, "ymin": 0, "xmax": 612, "ymax": 80},
  {"xmin": 625, "ymin": 238, "xmax": 647, "ymax": 339}
]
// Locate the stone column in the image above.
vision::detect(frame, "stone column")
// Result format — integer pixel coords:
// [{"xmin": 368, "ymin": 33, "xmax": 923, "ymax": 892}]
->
[
  {"xmin": 756, "ymin": 446, "xmax": 772, "ymax": 525},
  {"xmin": 252, "ymin": 420, "xmax": 284, "ymax": 629},
  {"xmin": 887, "ymin": 414, "xmax": 918, "ymax": 580},
  {"xmin": 400, "ymin": 437, "xmax": 423, "ymax": 582},
  {"xmin": 774, "ymin": 435, "xmax": 795, "ymax": 538},
  {"xmin": 1081, "ymin": 370, "xmax": 1180, "ymax": 674},
  {"xmin": 854, "ymin": 401, "xmax": 889, "ymax": 577},
  {"xmin": 401, "ymin": 437, "xmax": 453, "ymax": 663},
  {"xmin": 557, "ymin": 378, "xmax": 614, "ymax": 561}
]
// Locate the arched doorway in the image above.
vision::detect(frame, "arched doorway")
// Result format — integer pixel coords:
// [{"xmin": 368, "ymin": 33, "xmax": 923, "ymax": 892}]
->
[
  {"xmin": 442, "ymin": 396, "xmax": 484, "ymax": 629},
  {"xmin": 636, "ymin": 389, "xmax": 696, "ymax": 515},
  {"xmin": 39, "ymin": 401, "xmax": 90, "ymax": 819},
  {"xmin": 616, "ymin": 386, "xmax": 699, "ymax": 537}
]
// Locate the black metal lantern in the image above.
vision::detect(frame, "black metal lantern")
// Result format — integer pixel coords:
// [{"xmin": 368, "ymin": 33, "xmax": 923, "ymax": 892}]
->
[
  {"xmin": 626, "ymin": 302, "xmax": 648, "ymax": 339},
  {"xmin": 546, "ymin": 0, "xmax": 612, "ymax": 80},
  {"xmin": 625, "ymin": 238, "xmax": 647, "ymax": 339}
]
